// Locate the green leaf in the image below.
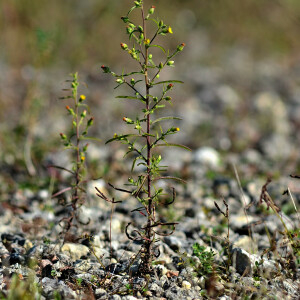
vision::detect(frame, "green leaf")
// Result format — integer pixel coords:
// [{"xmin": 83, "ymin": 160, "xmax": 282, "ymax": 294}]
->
[
  {"xmin": 149, "ymin": 44, "xmax": 166, "ymax": 53},
  {"xmin": 152, "ymin": 80, "xmax": 184, "ymax": 86},
  {"xmin": 153, "ymin": 176, "xmax": 187, "ymax": 184},
  {"xmin": 154, "ymin": 143, "xmax": 192, "ymax": 151},
  {"xmin": 122, "ymin": 71, "xmax": 143, "ymax": 77},
  {"xmin": 131, "ymin": 156, "xmax": 142, "ymax": 172},
  {"xmin": 106, "ymin": 134, "xmax": 142, "ymax": 144},
  {"xmin": 152, "ymin": 116, "xmax": 182, "ymax": 125},
  {"xmin": 48, "ymin": 165, "xmax": 75, "ymax": 175},
  {"xmin": 142, "ymin": 133, "xmax": 156, "ymax": 137},
  {"xmin": 129, "ymin": 31, "xmax": 137, "ymax": 41},
  {"xmin": 116, "ymin": 96, "xmax": 142, "ymax": 101},
  {"xmin": 150, "ymin": 18, "xmax": 160, "ymax": 27},
  {"xmin": 80, "ymin": 137, "xmax": 102, "ymax": 142},
  {"xmin": 127, "ymin": 6, "xmax": 136, "ymax": 16}
]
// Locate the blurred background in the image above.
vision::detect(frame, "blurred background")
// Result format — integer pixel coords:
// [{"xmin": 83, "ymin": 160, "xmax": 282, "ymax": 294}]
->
[{"xmin": 1, "ymin": 0, "xmax": 300, "ymax": 193}]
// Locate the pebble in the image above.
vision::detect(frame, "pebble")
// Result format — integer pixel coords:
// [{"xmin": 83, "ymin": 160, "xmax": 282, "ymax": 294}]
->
[
  {"xmin": 182, "ymin": 280, "xmax": 192, "ymax": 289},
  {"xmin": 193, "ymin": 147, "xmax": 221, "ymax": 168},
  {"xmin": 231, "ymin": 248, "xmax": 252, "ymax": 276},
  {"xmin": 61, "ymin": 243, "xmax": 89, "ymax": 260},
  {"xmin": 164, "ymin": 236, "xmax": 182, "ymax": 251},
  {"xmin": 1, "ymin": 57, "xmax": 300, "ymax": 299}
]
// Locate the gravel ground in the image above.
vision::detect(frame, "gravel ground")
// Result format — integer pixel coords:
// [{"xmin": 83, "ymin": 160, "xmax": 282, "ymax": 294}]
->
[{"xmin": 0, "ymin": 55, "xmax": 300, "ymax": 299}]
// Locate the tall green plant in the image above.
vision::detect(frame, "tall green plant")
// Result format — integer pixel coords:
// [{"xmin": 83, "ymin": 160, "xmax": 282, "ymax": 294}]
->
[{"xmin": 99, "ymin": 0, "xmax": 189, "ymax": 273}]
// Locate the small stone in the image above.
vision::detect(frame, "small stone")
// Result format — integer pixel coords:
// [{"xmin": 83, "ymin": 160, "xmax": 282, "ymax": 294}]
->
[
  {"xmin": 233, "ymin": 235, "xmax": 256, "ymax": 254},
  {"xmin": 149, "ymin": 283, "xmax": 162, "ymax": 296},
  {"xmin": 61, "ymin": 243, "xmax": 89, "ymax": 260},
  {"xmin": 230, "ymin": 215, "xmax": 259, "ymax": 233},
  {"xmin": 166, "ymin": 270, "xmax": 179, "ymax": 278},
  {"xmin": 109, "ymin": 295, "xmax": 121, "ymax": 300},
  {"xmin": 177, "ymin": 276, "xmax": 183, "ymax": 285},
  {"xmin": 218, "ymin": 296, "xmax": 231, "ymax": 300},
  {"xmin": 38, "ymin": 189, "xmax": 49, "ymax": 200},
  {"xmin": 105, "ymin": 263, "xmax": 123, "ymax": 274},
  {"xmin": 164, "ymin": 236, "xmax": 182, "ymax": 251},
  {"xmin": 144, "ymin": 290, "xmax": 152, "ymax": 297},
  {"xmin": 154, "ymin": 264, "xmax": 168, "ymax": 277},
  {"xmin": 182, "ymin": 280, "xmax": 191, "ymax": 289},
  {"xmin": 231, "ymin": 248, "xmax": 252, "ymax": 276},
  {"xmin": 193, "ymin": 147, "xmax": 220, "ymax": 168},
  {"xmin": 9, "ymin": 250, "xmax": 25, "ymax": 265},
  {"xmin": 95, "ymin": 288, "xmax": 107, "ymax": 299},
  {"xmin": 128, "ymin": 262, "xmax": 139, "ymax": 276},
  {"xmin": 41, "ymin": 278, "xmax": 77, "ymax": 299},
  {"xmin": 123, "ymin": 296, "xmax": 138, "ymax": 300}
]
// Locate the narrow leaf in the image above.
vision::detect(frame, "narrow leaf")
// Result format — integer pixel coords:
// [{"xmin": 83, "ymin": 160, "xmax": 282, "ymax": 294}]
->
[
  {"xmin": 150, "ymin": 18, "xmax": 159, "ymax": 26},
  {"xmin": 116, "ymin": 96, "xmax": 141, "ymax": 101},
  {"xmin": 106, "ymin": 134, "xmax": 142, "ymax": 144},
  {"xmin": 52, "ymin": 187, "xmax": 72, "ymax": 198},
  {"xmin": 154, "ymin": 143, "xmax": 192, "ymax": 151},
  {"xmin": 131, "ymin": 156, "xmax": 143, "ymax": 172},
  {"xmin": 149, "ymin": 44, "xmax": 166, "ymax": 53},
  {"xmin": 81, "ymin": 137, "xmax": 102, "ymax": 142},
  {"xmin": 152, "ymin": 117, "xmax": 182, "ymax": 125},
  {"xmin": 152, "ymin": 80, "xmax": 184, "ymax": 86},
  {"xmin": 122, "ymin": 72, "xmax": 143, "ymax": 77},
  {"xmin": 142, "ymin": 133, "xmax": 156, "ymax": 137},
  {"xmin": 47, "ymin": 165, "xmax": 75, "ymax": 175}
]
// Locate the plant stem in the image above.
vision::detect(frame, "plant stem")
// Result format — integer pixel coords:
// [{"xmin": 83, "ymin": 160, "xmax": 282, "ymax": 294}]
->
[
  {"xmin": 74, "ymin": 89, "xmax": 80, "ymax": 209},
  {"xmin": 142, "ymin": 4, "xmax": 153, "ymax": 273}
]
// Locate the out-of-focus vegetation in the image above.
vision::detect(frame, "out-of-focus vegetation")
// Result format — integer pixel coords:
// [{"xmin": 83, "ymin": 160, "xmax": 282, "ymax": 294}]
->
[
  {"xmin": 1, "ymin": 0, "xmax": 300, "ymax": 185},
  {"xmin": 1, "ymin": 0, "xmax": 300, "ymax": 70}
]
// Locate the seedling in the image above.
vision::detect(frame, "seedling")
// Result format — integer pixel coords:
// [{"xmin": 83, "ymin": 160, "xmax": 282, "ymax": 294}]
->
[
  {"xmin": 98, "ymin": 0, "xmax": 189, "ymax": 274},
  {"xmin": 76, "ymin": 277, "xmax": 83, "ymax": 287},
  {"xmin": 192, "ymin": 243, "xmax": 217, "ymax": 277}
]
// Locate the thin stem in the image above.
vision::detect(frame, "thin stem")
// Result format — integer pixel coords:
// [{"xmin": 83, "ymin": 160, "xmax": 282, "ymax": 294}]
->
[
  {"xmin": 74, "ymin": 89, "xmax": 80, "ymax": 209},
  {"xmin": 151, "ymin": 90, "xmax": 167, "ymax": 111},
  {"xmin": 125, "ymin": 81, "xmax": 146, "ymax": 101},
  {"xmin": 150, "ymin": 49, "xmax": 178, "ymax": 83},
  {"xmin": 150, "ymin": 28, "xmax": 160, "ymax": 44},
  {"xmin": 141, "ymin": 4, "xmax": 154, "ymax": 272},
  {"xmin": 110, "ymin": 203, "xmax": 115, "ymax": 261}
]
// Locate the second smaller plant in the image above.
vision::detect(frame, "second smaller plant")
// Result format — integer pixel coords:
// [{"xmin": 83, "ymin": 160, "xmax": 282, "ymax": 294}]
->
[{"xmin": 53, "ymin": 72, "xmax": 95, "ymax": 240}]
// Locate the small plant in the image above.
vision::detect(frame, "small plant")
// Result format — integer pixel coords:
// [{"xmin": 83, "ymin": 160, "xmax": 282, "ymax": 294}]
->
[
  {"xmin": 52, "ymin": 72, "xmax": 96, "ymax": 240},
  {"xmin": 51, "ymin": 269, "xmax": 57, "ymax": 278},
  {"xmin": 43, "ymin": 237, "xmax": 51, "ymax": 245},
  {"xmin": 125, "ymin": 283, "xmax": 134, "ymax": 295},
  {"xmin": 98, "ymin": 0, "xmax": 189, "ymax": 274},
  {"xmin": 76, "ymin": 277, "xmax": 83, "ymax": 287},
  {"xmin": 192, "ymin": 243, "xmax": 217, "ymax": 277}
]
